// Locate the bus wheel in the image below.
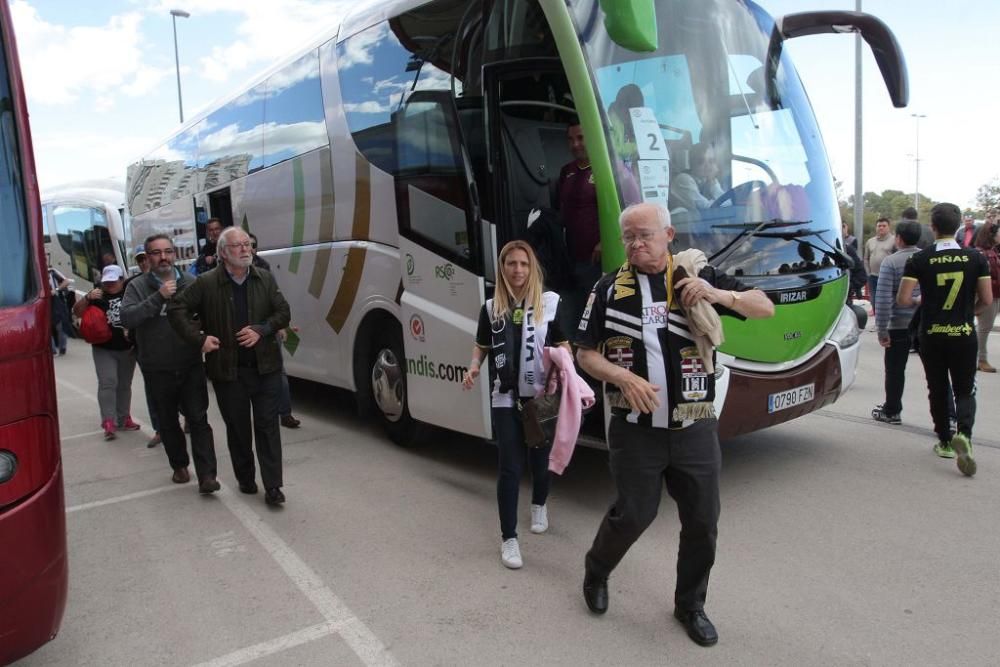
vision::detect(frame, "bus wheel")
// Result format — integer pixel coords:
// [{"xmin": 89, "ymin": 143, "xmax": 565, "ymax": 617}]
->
[{"xmin": 368, "ymin": 329, "xmax": 421, "ymax": 447}]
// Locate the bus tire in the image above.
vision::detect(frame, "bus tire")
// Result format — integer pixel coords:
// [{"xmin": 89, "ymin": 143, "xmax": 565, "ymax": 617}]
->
[{"xmin": 365, "ymin": 326, "xmax": 423, "ymax": 447}]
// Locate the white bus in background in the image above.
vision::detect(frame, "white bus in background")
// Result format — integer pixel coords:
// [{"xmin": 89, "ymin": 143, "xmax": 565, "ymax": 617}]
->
[
  {"xmin": 41, "ymin": 179, "xmax": 128, "ymax": 292},
  {"xmin": 125, "ymin": 0, "xmax": 907, "ymax": 447}
]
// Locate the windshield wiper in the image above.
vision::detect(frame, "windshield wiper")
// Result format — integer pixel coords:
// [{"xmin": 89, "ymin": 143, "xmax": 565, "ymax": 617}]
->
[
  {"xmin": 752, "ymin": 227, "xmax": 854, "ymax": 270},
  {"xmin": 707, "ymin": 219, "xmax": 812, "ymax": 263}
]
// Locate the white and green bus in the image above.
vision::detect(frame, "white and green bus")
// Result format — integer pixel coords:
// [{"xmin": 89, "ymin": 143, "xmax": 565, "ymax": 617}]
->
[{"xmin": 126, "ymin": 0, "xmax": 907, "ymax": 445}]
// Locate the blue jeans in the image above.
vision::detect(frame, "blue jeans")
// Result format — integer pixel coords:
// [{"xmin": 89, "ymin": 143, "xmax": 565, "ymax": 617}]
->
[{"xmin": 493, "ymin": 407, "xmax": 551, "ymax": 540}]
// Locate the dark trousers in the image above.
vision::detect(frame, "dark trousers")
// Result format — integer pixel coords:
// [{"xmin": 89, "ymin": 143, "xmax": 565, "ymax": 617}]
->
[
  {"xmin": 213, "ymin": 368, "xmax": 284, "ymax": 489},
  {"xmin": 494, "ymin": 407, "xmax": 551, "ymax": 540},
  {"xmin": 142, "ymin": 372, "xmax": 161, "ymax": 433},
  {"xmin": 145, "ymin": 364, "xmax": 216, "ymax": 480},
  {"xmin": 586, "ymin": 417, "xmax": 721, "ymax": 612},
  {"xmin": 918, "ymin": 335, "xmax": 978, "ymax": 441},
  {"xmin": 882, "ymin": 329, "xmax": 913, "ymax": 415}
]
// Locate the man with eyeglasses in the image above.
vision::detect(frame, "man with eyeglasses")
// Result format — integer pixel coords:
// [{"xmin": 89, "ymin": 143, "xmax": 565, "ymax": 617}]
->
[
  {"xmin": 169, "ymin": 226, "xmax": 291, "ymax": 506},
  {"xmin": 122, "ymin": 234, "xmax": 220, "ymax": 492},
  {"xmin": 575, "ymin": 202, "xmax": 773, "ymax": 646}
]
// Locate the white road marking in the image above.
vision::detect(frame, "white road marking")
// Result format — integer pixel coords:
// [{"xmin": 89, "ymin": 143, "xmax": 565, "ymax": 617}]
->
[
  {"xmin": 61, "ymin": 429, "xmax": 104, "ymax": 441},
  {"xmin": 56, "ymin": 377, "xmax": 98, "ymax": 402},
  {"xmin": 58, "ymin": 375, "xmax": 395, "ymax": 664},
  {"xmin": 66, "ymin": 484, "xmax": 186, "ymax": 513},
  {"xmin": 190, "ymin": 621, "xmax": 341, "ymax": 667},
  {"xmin": 217, "ymin": 486, "xmax": 399, "ymax": 667}
]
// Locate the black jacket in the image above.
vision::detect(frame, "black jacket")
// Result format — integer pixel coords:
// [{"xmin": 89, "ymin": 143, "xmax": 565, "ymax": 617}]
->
[
  {"xmin": 167, "ymin": 265, "xmax": 290, "ymax": 382},
  {"xmin": 121, "ymin": 270, "xmax": 203, "ymax": 371}
]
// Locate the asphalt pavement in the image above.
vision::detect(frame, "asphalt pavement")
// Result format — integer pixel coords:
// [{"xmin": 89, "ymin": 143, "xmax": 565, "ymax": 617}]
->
[{"xmin": 16, "ymin": 329, "xmax": 1000, "ymax": 666}]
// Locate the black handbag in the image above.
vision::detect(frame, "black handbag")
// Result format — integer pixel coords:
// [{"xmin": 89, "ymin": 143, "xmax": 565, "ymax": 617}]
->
[{"xmin": 519, "ymin": 366, "xmax": 562, "ymax": 448}]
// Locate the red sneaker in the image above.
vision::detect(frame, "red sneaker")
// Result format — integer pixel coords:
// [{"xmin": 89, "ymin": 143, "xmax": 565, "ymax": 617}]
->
[
  {"xmin": 102, "ymin": 419, "xmax": 117, "ymax": 441},
  {"xmin": 119, "ymin": 416, "xmax": 141, "ymax": 431}
]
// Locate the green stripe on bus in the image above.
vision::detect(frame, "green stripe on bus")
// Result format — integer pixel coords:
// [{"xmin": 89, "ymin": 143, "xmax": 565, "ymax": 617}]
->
[
  {"xmin": 541, "ymin": 0, "xmax": 626, "ymax": 271},
  {"xmin": 289, "ymin": 158, "xmax": 306, "ymax": 274},
  {"xmin": 720, "ymin": 276, "xmax": 849, "ymax": 363}
]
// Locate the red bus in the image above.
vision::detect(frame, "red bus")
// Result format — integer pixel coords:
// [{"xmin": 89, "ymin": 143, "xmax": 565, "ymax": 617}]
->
[{"xmin": 0, "ymin": 0, "xmax": 69, "ymax": 662}]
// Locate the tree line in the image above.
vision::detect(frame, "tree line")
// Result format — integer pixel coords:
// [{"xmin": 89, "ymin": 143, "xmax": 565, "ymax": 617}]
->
[{"xmin": 837, "ymin": 177, "xmax": 998, "ymax": 239}]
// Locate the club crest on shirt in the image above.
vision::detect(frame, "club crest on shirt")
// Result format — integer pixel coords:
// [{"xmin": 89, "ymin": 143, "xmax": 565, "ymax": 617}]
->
[
  {"xmin": 605, "ymin": 336, "xmax": 634, "ymax": 369},
  {"xmin": 679, "ymin": 346, "xmax": 708, "ymax": 400}
]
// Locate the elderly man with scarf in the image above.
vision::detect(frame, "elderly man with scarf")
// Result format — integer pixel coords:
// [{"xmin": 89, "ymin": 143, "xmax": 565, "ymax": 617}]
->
[{"xmin": 576, "ymin": 202, "xmax": 773, "ymax": 647}]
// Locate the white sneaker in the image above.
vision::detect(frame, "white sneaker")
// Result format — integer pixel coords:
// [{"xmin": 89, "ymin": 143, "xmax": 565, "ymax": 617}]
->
[
  {"xmin": 501, "ymin": 538, "xmax": 522, "ymax": 569},
  {"xmin": 530, "ymin": 504, "xmax": 548, "ymax": 534}
]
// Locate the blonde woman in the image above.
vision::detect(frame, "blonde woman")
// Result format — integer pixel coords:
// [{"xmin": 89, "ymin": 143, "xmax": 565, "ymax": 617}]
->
[{"xmin": 463, "ymin": 241, "xmax": 570, "ymax": 569}]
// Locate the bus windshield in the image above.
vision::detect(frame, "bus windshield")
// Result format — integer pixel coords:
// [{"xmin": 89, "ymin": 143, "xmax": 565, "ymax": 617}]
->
[{"xmin": 571, "ymin": 0, "xmax": 842, "ymax": 288}]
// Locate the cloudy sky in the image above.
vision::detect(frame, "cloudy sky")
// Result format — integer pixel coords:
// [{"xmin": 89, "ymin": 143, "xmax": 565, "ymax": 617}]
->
[{"xmin": 10, "ymin": 0, "xmax": 1000, "ymax": 208}]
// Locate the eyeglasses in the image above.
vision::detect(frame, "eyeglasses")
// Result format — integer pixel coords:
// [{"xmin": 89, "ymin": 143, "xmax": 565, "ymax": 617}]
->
[
  {"xmin": 147, "ymin": 248, "xmax": 175, "ymax": 257},
  {"xmin": 620, "ymin": 230, "xmax": 660, "ymax": 246},
  {"xmin": 228, "ymin": 241, "xmax": 253, "ymax": 249}
]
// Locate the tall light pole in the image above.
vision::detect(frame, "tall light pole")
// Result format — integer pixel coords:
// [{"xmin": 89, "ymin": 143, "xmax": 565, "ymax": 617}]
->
[
  {"xmin": 170, "ymin": 9, "xmax": 190, "ymax": 124},
  {"xmin": 911, "ymin": 113, "xmax": 927, "ymax": 211},
  {"xmin": 853, "ymin": 0, "xmax": 863, "ymax": 247}
]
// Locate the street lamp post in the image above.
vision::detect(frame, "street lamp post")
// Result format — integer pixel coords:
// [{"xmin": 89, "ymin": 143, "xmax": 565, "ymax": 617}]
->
[
  {"xmin": 170, "ymin": 9, "xmax": 190, "ymax": 124},
  {"xmin": 911, "ymin": 113, "xmax": 926, "ymax": 211}
]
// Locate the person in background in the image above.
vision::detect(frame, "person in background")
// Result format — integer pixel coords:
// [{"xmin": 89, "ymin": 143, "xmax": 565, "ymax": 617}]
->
[
  {"xmin": 463, "ymin": 240, "xmax": 568, "ymax": 570},
  {"xmin": 842, "ymin": 222, "xmax": 858, "ymax": 252},
  {"xmin": 898, "ymin": 203, "xmax": 992, "ymax": 477},
  {"xmin": 575, "ymin": 203, "xmax": 773, "ymax": 647},
  {"xmin": 190, "ymin": 217, "xmax": 224, "ymax": 275},
  {"xmin": 843, "ymin": 231, "xmax": 867, "ymax": 303},
  {"xmin": 169, "ymin": 226, "xmax": 291, "ymax": 505},
  {"xmin": 871, "ymin": 221, "xmax": 922, "ymax": 425},
  {"xmin": 73, "ymin": 265, "xmax": 139, "ymax": 441},
  {"xmin": 122, "ymin": 235, "xmax": 219, "ymax": 492},
  {"xmin": 558, "ymin": 121, "xmax": 603, "ymax": 337},
  {"xmin": 48, "ymin": 265, "xmax": 71, "ymax": 355},
  {"xmin": 669, "ymin": 143, "xmax": 724, "ymax": 213},
  {"xmin": 248, "ymin": 231, "xmax": 300, "ymax": 429},
  {"xmin": 125, "ymin": 245, "xmax": 162, "ymax": 447},
  {"xmin": 972, "ymin": 221, "xmax": 1000, "ymax": 373},
  {"xmin": 955, "ymin": 213, "xmax": 979, "ymax": 248},
  {"xmin": 864, "ymin": 217, "xmax": 895, "ymax": 303}
]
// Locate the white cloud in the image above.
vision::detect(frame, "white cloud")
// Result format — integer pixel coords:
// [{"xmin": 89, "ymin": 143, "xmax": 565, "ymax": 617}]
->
[
  {"xmin": 146, "ymin": 0, "xmax": 359, "ymax": 83},
  {"xmin": 10, "ymin": 1, "xmax": 162, "ymax": 107},
  {"xmin": 343, "ymin": 100, "xmax": 390, "ymax": 114}
]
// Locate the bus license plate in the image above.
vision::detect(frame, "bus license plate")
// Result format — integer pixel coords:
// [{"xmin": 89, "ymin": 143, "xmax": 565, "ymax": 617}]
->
[{"xmin": 767, "ymin": 383, "xmax": 815, "ymax": 414}]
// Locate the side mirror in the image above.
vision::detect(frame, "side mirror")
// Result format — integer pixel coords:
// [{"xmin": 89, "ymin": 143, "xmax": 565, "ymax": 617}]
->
[
  {"xmin": 598, "ymin": 0, "xmax": 658, "ymax": 52},
  {"xmin": 766, "ymin": 11, "xmax": 908, "ymax": 108}
]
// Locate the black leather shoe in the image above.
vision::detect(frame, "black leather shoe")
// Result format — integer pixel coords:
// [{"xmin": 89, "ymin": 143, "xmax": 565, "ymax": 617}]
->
[
  {"xmin": 238, "ymin": 481, "xmax": 258, "ymax": 495},
  {"xmin": 265, "ymin": 487, "xmax": 286, "ymax": 506},
  {"xmin": 198, "ymin": 477, "xmax": 221, "ymax": 494},
  {"xmin": 280, "ymin": 414, "xmax": 301, "ymax": 429},
  {"xmin": 673, "ymin": 608, "xmax": 718, "ymax": 647},
  {"xmin": 583, "ymin": 572, "xmax": 608, "ymax": 614}
]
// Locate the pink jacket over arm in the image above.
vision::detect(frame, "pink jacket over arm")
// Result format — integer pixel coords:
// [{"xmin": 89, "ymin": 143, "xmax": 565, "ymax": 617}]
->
[{"xmin": 541, "ymin": 346, "xmax": 596, "ymax": 474}]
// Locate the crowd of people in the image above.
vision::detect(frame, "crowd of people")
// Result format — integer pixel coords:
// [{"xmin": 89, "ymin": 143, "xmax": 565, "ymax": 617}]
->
[
  {"xmin": 869, "ymin": 204, "xmax": 995, "ymax": 477},
  {"xmin": 55, "ymin": 114, "xmax": 996, "ymax": 648},
  {"xmin": 71, "ymin": 221, "xmax": 298, "ymax": 506}
]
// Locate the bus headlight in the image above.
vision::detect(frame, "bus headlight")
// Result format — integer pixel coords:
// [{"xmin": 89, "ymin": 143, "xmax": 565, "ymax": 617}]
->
[
  {"xmin": 0, "ymin": 450, "xmax": 17, "ymax": 483},
  {"xmin": 829, "ymin": 305, "xmax": 861, "ymax": 349}
]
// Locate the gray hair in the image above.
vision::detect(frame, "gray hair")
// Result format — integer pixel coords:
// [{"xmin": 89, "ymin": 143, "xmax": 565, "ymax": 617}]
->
[
  {"xmin": 619, "ymin": 202, "xmax": 672, "ymax": 230},
  {"xmin": 216, "ymin": 225, "xmax": 248, "ymax": 258}
]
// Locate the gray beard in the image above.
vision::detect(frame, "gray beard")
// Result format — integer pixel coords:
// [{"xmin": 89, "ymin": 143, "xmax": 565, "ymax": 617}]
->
[{"xmin": 153, "ymin": 265, "xmax": 174, "ymax": 280}]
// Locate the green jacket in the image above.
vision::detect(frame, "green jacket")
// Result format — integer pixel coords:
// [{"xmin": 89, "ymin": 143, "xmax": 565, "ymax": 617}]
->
[{"xmin": 167, "ymin": 265, "xmax": 291, "ymax": 382}]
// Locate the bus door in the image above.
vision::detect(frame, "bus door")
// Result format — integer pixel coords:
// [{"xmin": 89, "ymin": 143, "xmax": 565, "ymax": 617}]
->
[{"xmin": 393, "ymin": 89, "xmax": 492, "ymax": 439}]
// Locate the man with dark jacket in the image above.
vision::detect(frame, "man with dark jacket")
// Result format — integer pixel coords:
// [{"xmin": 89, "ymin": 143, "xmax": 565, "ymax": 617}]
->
[
  {"xmin": 168, "ymin": 226, "xmax": 291, "ymax": 505},
  {"xmin": 190, "ymin": 217, "xmax": 224, "ymax": 275},
  {"xmin": 122, "ymin": 234, "xmax": 219, "ymax": 492}
]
